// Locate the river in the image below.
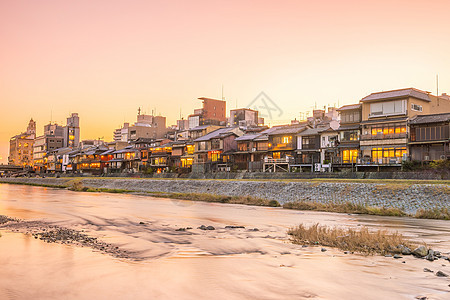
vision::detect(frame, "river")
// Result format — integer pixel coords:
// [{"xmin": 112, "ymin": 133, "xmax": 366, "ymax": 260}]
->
[{"xmin": 0, "ymin": 183, "xmax": 449, "ymax": 299}]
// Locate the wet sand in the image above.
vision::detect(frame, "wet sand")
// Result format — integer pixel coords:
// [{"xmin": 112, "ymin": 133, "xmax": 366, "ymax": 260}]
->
[{"xmin": 0, "ymin": 183, "xmax": 449, "ymax": 299}]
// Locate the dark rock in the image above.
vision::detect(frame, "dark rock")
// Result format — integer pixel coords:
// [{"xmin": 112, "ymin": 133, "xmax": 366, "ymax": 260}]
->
[
  {"xmin": 225, "ymin": 225, "xmax": 245, "ymax": 229},
  {"xmin": 385, "ymin": 254, "xmax": 392, "ymax": 258},
  {"xmin": 426, "ymin": 250, "xmax": 435, "ymax": 262},
  {"xmin": 423, "ymin": 268, "xmax": 433, "ymax": 273},
  {"xmin": 436, "ymin": 271, "xmax": 448, "ymax": 277},
  {"xmin": 198, "ymin": 225, "xmax": 215, "ymax": 230},
  {"xmin": 344, "ymin": 251, "xmax": 349, "ymax": 254},
  {"xmin": 393, "ymin": 254, "xmax": 402, "ymax": 259},
  {"xmin": 321, "ymin": 248, "xmax": 327, "ymax": 252},
  {"xmin": 398, "ymin": 245, "xmax": 411, "ymax": 255},
  {"xmin": 175, "ymin": 228, "xmax": 186, "ymax": 231},
  {"xmin": 412, "ymin": 246, "xmax": 428, "ymax": 257},
  {"xmin": 139, "ymin": 221, "xmax": 145, "ymax": 225}
]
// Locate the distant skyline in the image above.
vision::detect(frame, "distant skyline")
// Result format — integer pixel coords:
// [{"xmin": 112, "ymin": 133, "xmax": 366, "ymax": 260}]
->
[{"xmin": 2, "ymin": 0, "xmax": 450, "ymax": 163}]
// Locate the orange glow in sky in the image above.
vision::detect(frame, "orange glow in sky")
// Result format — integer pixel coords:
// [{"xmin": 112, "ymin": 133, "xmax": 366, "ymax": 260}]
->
[{"xmin": 1, "ymin": 0, "xmax": 450, "ymax": 163}]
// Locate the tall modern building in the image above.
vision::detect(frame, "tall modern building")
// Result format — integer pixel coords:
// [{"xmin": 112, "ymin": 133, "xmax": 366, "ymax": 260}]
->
[
  {"xmin": 63, "ymin": 113, "xmax": 80, "ymax": 148},
  {"xmin": 113, "ymin": 109, "xmax": 168, "ymax": 142},
  {"xmin": 8, "ymin": 119, "xmax": 36, "ymax": 167},
  {"xmin": 188, "ymin": 97, "xmax": 227, "ymax": 129}
]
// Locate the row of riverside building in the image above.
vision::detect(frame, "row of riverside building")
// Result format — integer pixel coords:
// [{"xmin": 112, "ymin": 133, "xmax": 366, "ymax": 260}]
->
[{"xmin": 8, "ymin": 88, "xmax": 450, "ymax": 174}]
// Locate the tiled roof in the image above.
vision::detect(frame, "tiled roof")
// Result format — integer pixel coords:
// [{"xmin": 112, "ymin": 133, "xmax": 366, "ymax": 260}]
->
[
  {"xmin": 338, "ymin": 124, "xmax": 360, "ymax": 131},
  {"xmin": 235, "ymin": 134, "xmax": 261, "ymax": 141},
  {"xmin": 298, "ymin": 126, "xmax": 331, "ymax": 136},
  {"xmin": 194, "ymin": 127, "xmax": 237, "ymax": 142},
  {"xmin": 337, "ymin": 104, "xmax": 361, "ymax": 111},
  {"xmin": 268, "ymin": 125, "xmax": 306, "ymax": 135},
  {"xmin": 409, "ymin": 113, "xmax": 450, "ymax": 124},
  {"xmin": 190, "ymin": 125, "xmax": 213, "ymax": 131},
  {"xmin": 361, "ymin": 88, "xmax": 431, "ymax": 102}
]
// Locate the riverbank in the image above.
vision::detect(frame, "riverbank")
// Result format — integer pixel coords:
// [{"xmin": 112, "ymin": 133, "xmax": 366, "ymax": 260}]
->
[
  {"xmin": 1, "ymin": 177, "xmax": 449, "ymax": 217},
  {"xmin": 1, "ymin": 183, "xmax": 450, "ymax": 299}
]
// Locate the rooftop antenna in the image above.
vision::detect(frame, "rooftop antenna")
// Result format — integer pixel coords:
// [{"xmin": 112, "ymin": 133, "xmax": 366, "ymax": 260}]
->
[
  {"xmin": 436, "ymin": 74, "xmax": 439, "ymax": 96},
  {"xmin": 138, "ymin": 107, "xmax": 141, "ymax": 116}
]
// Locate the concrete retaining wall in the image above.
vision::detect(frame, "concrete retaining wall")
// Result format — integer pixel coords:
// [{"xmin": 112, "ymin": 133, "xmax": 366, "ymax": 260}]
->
[{"xmin": 1, "ymin": 177, "xmax": 448, "ymax": 214}]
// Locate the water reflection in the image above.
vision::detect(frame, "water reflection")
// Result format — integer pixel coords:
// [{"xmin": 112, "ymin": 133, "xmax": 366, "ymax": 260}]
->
[{"xmin": 1, "ymin": 183, "xmax": 449, "ymax": 299}]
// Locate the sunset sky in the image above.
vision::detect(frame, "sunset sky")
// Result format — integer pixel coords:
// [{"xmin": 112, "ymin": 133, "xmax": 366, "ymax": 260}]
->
[{"xmin": 1, "ymin": 0, "xmax": 450, "ymax": 163}]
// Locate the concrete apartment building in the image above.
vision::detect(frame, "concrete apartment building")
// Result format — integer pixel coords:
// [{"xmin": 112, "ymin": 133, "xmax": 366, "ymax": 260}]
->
[
  {"xmin": 359, "ymin": 88, "xmax": 450, "ymax": 168},
  {"xmin": 114, "ymin": 110, "xmax": 168, "ymax": 142},
  {"xmin": 63, "ymin": 113, "xmax": 80, "ymax": 148},
  {"xmin": 8, "ymin": 119, "xmax": 36, "ymax": 167},
  {"xmin": 229, "ymin": 108, "xmax": 259, "ymax": 128},
  {"xmin": 188, "ymin": 97, "xmax": 226, "ymax": 128}
]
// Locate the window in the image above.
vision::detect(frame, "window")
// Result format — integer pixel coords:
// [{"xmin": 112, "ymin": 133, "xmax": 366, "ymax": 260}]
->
[
  {"xmin": 342, "ymin": 149, "xmax": 358, "ymax": 163},
  {"xmin": 282, "ymin": 136, "xmax": 292, "ymax": 144},
  {"xmin": 411, "ymin": 103, "xmax": 423, "ymax": 112},
  {"xmin": 369, "ymin": 100, "xmax": 406, "ymax": 117}
]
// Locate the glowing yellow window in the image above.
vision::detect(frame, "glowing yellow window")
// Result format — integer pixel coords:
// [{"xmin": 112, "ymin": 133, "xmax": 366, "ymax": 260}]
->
[
  {"xmin": 383, "ymin": 128, "xmax": 388, "ymax": 135},
  {"xmin": 273, "ymin": 152, "xmax": 281, "ymax": 159},
  {"xmin": 282, "ymin": 136, "xmax": 291, "ymax": 144}
]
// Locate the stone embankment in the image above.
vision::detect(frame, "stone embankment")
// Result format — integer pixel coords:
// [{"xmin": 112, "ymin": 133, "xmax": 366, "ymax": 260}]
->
[{"xmin": 1, "ymin": 177, "xmax": 449, "ymax": 214}]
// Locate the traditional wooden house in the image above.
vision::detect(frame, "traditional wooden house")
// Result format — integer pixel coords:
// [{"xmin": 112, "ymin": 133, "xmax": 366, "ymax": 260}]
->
[
  {"xmin": 409, "ymin": 112, "xmax": 450, "ymax": 161},
  {"xmin": 334, "ymin": 104, "xmax": 361, "ymax": 169},
  {"xmin": 193, "ymin": 127, "xmax": 243, "ymax": 172}
]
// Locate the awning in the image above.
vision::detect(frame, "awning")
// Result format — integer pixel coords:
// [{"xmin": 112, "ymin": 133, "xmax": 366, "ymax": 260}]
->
[{"xmin": 337, "ymin": 143, "xmax": 360, "ymax": 148}]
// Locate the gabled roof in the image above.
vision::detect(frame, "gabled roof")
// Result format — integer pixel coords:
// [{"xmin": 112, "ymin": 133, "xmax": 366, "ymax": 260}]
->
[
  {"xmin": 337, "ymin": 104, "xmax": 361, "ymax": 111},
  {"xmin": 194, "ymin": 127, "xmax": 239, "ymax": 142},
  {"xmin": 361, "ymin": 88, "xmax": 431, "ymax": 103},
  {"xmin": 298, "ymin": 125, "xmax": 331, "ymax": 136},
  {"xmin": 268, "ymin": 125, "xmax": 307, "ymax": 136},
  {"xmin": 409, "ymin": 113, "xmax": 450, "ymax": 125},
  {"xmin": 113, "ymin": 146, "xmax": 139, "ymax": 154},
  {"xmin": 190, "ymin": 125, "xmax": 213, "ymax": 131},
  {"xmin": 235, "ymin": 133, "xmax": 261, "ymax": 141}
]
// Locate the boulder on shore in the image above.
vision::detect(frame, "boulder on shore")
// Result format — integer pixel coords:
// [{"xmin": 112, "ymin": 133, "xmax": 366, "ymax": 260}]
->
[{"xmin": 412, "ymin": 246, "xmax": 428, "ymax": 257}]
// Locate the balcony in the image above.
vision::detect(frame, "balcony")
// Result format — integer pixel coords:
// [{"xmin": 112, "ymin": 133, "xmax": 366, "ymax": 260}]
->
[
  {"xmin": 361, "ymin": 133, "xmax": 407, "ymax": 141},
  {"xmin": 358, "ymin": 157, "xmax": 403, "ymax": 165}
]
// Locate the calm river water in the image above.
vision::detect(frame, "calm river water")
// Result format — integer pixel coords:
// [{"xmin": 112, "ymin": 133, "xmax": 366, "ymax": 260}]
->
[{"xmin": 0, "ymin": 183, "xmax": 449, "ymax": 299}]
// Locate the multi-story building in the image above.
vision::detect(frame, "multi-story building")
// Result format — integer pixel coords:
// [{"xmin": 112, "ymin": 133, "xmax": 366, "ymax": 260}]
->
[
  {"xmin": 193, "ymin": 127, "xmax": 243, "ymax": 172},
  {"xmin": 409, "ymin": 113, "xmax": 450, "ymax": 161},
  {"xmin": 359, "ymin": 88, "xmax": 450, "ymax": 169},
  {"xmin": 334, "ymin": 104, "xmax": 362, "ymax": 167},
  {"xmin": 188, "ymin": 98, "xmax": 227, "ymax": 128},
  {"xmin": 114, "ymin": 111, "xmax": 168, "ymax": 142},
  {"xmin": 8, "ymin": 119, "xmax": 36, "ymax": 167},
  {"xmin": 63, "ymin": 113, "xmax": 80, "ymax": 148},
  {"xmin": 32, "ymin": 134, "xmax": 64, "ymax": 172},
  {"xmin": 229, "ymin": 108, "xmax": 259, "ymax": 128}
]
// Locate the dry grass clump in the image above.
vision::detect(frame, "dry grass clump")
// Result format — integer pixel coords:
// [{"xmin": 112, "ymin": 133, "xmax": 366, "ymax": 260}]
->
[
  {"xmin": 283, "ymin": 201, "xmax": 406, "ymax": 217},
  {"xmin": 415, "ymin": 208, "xmax": 450, "ymax": 220},
  {"xmin": 150, "ymin": 192, "xmax": 281, "ymax": 207},
  {"xmin": 288, "ymin": 223, "xmax": 414, "ymax": 255}
]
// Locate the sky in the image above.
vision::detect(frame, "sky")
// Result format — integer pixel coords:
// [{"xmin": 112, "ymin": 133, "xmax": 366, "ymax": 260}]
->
[{"xmin": 1, "ymin": 0, "xmax": 450, "ymax": 163}]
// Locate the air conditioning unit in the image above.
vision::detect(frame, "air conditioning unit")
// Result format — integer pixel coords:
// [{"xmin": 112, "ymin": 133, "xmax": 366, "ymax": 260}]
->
[
  {"xmin": 252, "ymin": 148, "xmax": 256, "ymax": 152},
  {"xmin": 440, "ymin": 155, "xmax": 446, "ymax": 160},
  {"xmin": 424, "ymin": 156, "xmax": 430, "ymax": 161}
]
